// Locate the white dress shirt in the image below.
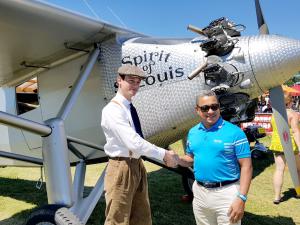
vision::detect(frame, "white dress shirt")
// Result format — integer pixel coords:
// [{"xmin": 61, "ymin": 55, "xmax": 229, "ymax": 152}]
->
[{"xmin": 101, "ymin": 92, "xmax": 166, "ymax": 161}]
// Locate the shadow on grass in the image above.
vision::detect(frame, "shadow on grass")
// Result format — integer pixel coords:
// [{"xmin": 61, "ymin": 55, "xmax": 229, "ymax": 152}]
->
[
  {"xmin": 243, "ymin": 212, "xmax": 297, "ymax": 225},
  {"xmin": 0, "ymin": 177, "xmax": 48, "ymax": 225},
  {"xmin": 0, "ymin": 177, "xmax": 47, "ymax": 205},
  {"xmin": 0, "ymin": 164, "xmax": 297, "ymax": 225},
  {"xmin": 0, "ymin": 167, "xmax": 193, "ymax": 225},
  {"xmin": 281, "ymin": 188, "xmax": 300, "ymax": 203}
]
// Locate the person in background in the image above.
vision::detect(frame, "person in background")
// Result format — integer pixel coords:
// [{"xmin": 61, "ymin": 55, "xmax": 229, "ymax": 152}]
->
[
  {"xmin": 101, "ymin": 65, "xmax": 178, "ymax": 225},
  {"xmin": 263, "ymin": 103, "xmax": 272, "ymax": 113},
  {"xmin": 269, "ymin": 92, "xmax": 300, "ymax": 204},
  {"xmin": 178, "ymin": 90, "xmax": 252, "ymax": 225}
]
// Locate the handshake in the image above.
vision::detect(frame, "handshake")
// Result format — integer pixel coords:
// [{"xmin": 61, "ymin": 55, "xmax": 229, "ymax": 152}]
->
[{"xmin": 163, "ymin": 150, "xmax": 180, "ymax": 168}]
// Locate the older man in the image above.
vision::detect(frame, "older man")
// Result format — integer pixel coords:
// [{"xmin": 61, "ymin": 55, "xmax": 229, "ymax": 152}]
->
[
  {"xmin": 179, "ymin": 90, "xmax": 252, "ymax": 225},
  {"xmin": 101, "ymin": 65, "xmax": 177, "ymax": 225}
]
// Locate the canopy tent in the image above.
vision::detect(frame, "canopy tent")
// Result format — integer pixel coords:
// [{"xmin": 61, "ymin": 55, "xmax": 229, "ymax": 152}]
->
[
  {"xmin": 291, "ymin": 84, "xmax": 300, "ymax": 96},
  {"xmin": 282, "ymin": 85, "xmax": 300, "ymax": 96},
  {"xmin": 262, "ymin": 85, "xmax": 300, "ymax": 95}
]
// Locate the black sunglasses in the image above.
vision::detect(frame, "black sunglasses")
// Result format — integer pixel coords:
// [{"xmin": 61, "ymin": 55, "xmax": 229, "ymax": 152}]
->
[{"xmin": 197, "ymin": 103, "xmax": 220, "ymax": 112}]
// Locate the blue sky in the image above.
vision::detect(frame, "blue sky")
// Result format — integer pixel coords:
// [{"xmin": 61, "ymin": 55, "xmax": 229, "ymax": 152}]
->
[{"xmin": 43, "ymin": 0, "xmax": 300, "ymax": 40}]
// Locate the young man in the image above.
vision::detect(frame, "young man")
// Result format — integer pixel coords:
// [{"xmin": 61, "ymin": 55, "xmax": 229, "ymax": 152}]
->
[
  {"xmin": 101, "ymin": 65, "xmax": 177, "ymax": 225},
  {"xmin": 178, "ymin": 90, "xmax": 252, "ymax": 225}
]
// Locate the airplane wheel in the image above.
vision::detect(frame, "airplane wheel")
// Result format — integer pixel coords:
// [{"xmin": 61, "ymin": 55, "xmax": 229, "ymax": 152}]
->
[
  {"xmin": 25, "ymin": 204, "xmax": 64, "ymax": 225},
  {"xmin": 182, "ymin": 175, "xmax": 194, "ymax": 198}
]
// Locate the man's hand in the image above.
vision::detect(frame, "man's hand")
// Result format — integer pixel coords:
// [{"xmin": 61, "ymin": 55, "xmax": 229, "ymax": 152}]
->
[
  {"xmin": 163, "ymin": 150, "xmax": 179, "ymax": 168},
  {"xmin": 227, "ymin": 198, "xmax": 245, "ymax": 224}
]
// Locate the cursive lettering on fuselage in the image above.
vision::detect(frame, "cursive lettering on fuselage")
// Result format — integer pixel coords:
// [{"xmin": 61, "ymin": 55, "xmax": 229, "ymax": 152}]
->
[{"xmin": 122, "ymin": 50, "xmax": 185, "ymax": 87}]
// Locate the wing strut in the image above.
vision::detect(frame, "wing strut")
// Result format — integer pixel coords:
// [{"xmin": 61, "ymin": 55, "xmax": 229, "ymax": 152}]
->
[{"xmin": 57, "ymin": 44, "xmax": 101, "ymax": 120}]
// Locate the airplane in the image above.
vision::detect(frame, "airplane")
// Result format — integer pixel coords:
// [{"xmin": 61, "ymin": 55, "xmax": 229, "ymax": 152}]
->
[{"xmin": 0, "ymin": 0, "xmax": 299, "ymax": 224}]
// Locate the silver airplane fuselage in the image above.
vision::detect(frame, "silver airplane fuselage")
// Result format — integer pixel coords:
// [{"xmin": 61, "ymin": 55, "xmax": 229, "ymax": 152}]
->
[
  {"xmin": 2, "ymin": 1, "xmax": 300, "ymax": 222},
  {"xmin": 2, "ymin": 33, "xmax": 300, "ymax": 166},
  {"xmin": 99, "ymin": 34, "xmax": 300, "ymax": 147}
]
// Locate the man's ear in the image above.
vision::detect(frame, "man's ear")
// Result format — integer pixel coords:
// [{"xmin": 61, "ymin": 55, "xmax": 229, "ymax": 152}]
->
[{"xmin": 116, "ymin": 76, "xmax": 122, "ymax": 86}]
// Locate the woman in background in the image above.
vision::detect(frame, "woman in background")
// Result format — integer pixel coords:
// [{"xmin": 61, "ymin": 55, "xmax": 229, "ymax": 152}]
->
[{"xmin": 269, "ymin": 92, "xmax": 300, "ymax": 204}]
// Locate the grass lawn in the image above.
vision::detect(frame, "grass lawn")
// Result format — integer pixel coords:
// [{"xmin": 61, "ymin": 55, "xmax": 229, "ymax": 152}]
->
[{"xmin": 0, "ymin": 136, "xmax": 299, "ymax": 225}]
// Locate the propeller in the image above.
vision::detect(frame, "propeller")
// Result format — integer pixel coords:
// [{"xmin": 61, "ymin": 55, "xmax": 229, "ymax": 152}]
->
[
  {"xmin": 255, "ymin": 0, "xmax": 269, "ymax": 35},
  {"xmin": 255, "ymin": 0, "xmax": 300, "ymax": 195}
]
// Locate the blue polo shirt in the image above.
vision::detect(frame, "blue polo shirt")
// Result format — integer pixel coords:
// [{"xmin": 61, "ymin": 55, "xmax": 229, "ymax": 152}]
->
[{"xmin": 186, "ymin": 117, "xmax": 250, "ymax": 182}]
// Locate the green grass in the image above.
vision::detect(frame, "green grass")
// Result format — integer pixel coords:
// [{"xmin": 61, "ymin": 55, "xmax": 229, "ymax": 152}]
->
[{"xmin": 0, "ymin": 137, "xmax": 299, "ymax": 224}]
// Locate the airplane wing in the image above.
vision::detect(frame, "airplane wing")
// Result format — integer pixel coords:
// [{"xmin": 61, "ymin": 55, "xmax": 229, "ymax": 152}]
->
[{"xmin": 0, "ymin": 0, "xmax": 143, "ymax": 87}]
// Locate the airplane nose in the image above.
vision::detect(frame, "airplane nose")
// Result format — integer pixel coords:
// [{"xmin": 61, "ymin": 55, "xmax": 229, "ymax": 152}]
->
[{"xmin": 249, "ymin": 35, "xmax": 300, "ymax": 92}]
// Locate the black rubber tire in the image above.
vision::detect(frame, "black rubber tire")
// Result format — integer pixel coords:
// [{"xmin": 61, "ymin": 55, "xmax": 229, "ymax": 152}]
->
[{"xmin": 25, "ymin": 204, "xmax": 64, "ymax": 225}]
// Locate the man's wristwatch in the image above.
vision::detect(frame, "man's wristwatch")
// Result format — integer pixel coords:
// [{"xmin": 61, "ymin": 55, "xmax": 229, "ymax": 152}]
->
[{"xmin": 237, "ymin": 192, "xmax": 247, "ymax": 202}]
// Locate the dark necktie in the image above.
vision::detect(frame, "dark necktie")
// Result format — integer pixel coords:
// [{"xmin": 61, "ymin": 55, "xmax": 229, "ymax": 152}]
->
[{"xmin": 130, "ymin": 103, "xmax": 144, "ymax": 138}]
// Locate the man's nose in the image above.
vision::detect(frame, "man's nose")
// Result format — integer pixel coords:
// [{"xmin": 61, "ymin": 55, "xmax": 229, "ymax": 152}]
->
[{"xmin": 207, "ymin": 108, "xmax": 213, "ymax": 113}]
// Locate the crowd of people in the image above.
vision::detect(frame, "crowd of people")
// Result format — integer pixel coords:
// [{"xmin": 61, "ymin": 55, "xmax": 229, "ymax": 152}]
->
[
  {"xmin": 257, "ymin": 96, "xmax": 272, "ymax": 113},
  {"xmin": 257, "ymin": 94, "xmax": 300, "ymax": 113},
  {"xmin": 101, "ymin": 64, "xmax": 299, "ymax": 225}
]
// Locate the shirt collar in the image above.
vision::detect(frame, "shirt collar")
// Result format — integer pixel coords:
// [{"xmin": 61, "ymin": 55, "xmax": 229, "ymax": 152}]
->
[
  {"xmin": 115, "ymin": 92, "xmax": 131, "ymax": 109},
  {"xmin": 198, "ymin": 117, "xmax": 224, "ymax": 131}
]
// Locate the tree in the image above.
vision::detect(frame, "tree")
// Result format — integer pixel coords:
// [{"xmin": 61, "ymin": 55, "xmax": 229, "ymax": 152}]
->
[{"xmin": 284, "ymin": 72, "xmax": 300, "ymax": 86}]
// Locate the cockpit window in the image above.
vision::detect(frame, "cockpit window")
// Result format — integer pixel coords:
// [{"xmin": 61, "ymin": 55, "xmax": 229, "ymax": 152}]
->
[{"xmin": 16, "ymin": 77, "xmax": 39, "ymax": 115}]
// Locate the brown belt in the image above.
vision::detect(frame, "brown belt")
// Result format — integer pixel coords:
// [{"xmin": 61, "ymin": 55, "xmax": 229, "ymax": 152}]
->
[{"xmin": 109, "ymin": 156, "xmax": 141, "ymax": 161}]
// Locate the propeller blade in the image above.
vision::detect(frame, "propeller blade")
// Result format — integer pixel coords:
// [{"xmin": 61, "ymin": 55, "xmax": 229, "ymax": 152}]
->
[
  {"xmin": 269, "ymin": 86, "xmax": 300, "ymax": 195},
  {"xmin": 255, "ymin": 0, "xmax": 269, "ymax": 34}
]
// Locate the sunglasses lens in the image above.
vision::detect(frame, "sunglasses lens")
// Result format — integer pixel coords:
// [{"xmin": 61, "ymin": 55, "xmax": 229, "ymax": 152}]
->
[
  {"xmin": 200, "ymin": 105, "xmax": 210, "ymax": 112},
  {"xmin": 199, "ymin": 104, "xmax": 219, "ymax": 112},
  {"xmin": 210, "ymin": 104, "xmax": 219, "ymax": 111}
]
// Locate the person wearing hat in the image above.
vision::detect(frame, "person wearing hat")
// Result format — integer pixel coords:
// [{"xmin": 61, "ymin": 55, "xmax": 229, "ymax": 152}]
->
[{"xmin": 101, "ymin": 64, "xmax": 178, "ymax": 225}]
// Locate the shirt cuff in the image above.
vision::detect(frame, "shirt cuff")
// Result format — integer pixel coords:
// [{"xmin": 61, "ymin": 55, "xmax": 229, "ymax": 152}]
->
[
  {"xmin": 154, "ymin": 147, "xmax": 166, "ymax": 161},
  {"xmin": 237, "ymin": 152, "xmax": 251, "ymax": 159}
]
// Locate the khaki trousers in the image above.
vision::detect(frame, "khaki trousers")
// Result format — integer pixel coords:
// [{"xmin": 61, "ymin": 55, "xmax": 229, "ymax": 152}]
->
[
  {"xmin": 192, "ymin": 181, "xmax": 241, "ymax": 225},
  {"xmin": 104, "ymin": 158, "xmax": 152, "ymax": 225}
]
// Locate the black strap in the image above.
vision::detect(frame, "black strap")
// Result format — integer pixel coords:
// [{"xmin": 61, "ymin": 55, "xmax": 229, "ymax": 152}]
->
[
  {"xmin": 197, "ymin": 179, "xmax": 239, "ymax": 188},
  {"xmin": 130, "ymin": 103, "xmax": 144, "ymax": 138}
]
